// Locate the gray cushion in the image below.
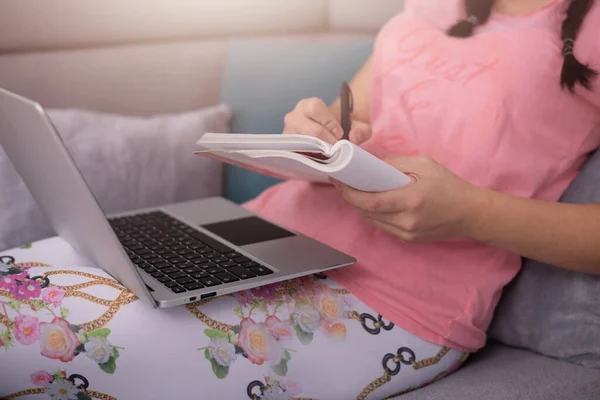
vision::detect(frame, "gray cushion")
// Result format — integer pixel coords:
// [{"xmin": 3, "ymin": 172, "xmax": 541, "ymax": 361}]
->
[
  {"xmin": 0, "ymin": 105, "xmax": 232, "ymax": 251},
  {"xmin": 219, "ymin": 36, "xmax": 375, "ymax": 204},
  {"xmin": 398, "ymin": 343, "xmax": 600, "ymax": 400},
  {"xmin": 488, "ymin": 150, "xmax": 600, "ymax": 368}
]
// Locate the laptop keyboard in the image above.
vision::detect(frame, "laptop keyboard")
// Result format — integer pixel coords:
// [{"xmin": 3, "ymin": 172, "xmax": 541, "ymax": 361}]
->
[{"xmin": 108, "ymin": 211, "xmax": 274, "ymax": 294}]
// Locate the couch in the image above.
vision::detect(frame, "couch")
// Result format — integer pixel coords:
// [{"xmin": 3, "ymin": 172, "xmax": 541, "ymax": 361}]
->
[{"xmin": 1, "ymin": 1, "xmax": 599, "ymax": 399}]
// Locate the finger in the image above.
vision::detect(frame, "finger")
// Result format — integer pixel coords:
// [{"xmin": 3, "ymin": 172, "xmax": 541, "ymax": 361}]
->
[
  {"xmin": 332, "ymin": 181, "xmax": 412, "ymax": 213},
  {"xmin": 348, "ymin": 121, "xmax": 372, "ymax": 145},
  {"xmin": 299, "ymin": 98, "xmax": 343, "ymax": 139},
  {"xmin": 367, "ymin": 218, "xmax": 419, "ymax": 243},
  {"xmin": 288, "ymin": 113, "xmax": 338, "ymax": 144},
  {"xmin": 381, "ymin": 155, "xmax": 435, "ymax": 179}
]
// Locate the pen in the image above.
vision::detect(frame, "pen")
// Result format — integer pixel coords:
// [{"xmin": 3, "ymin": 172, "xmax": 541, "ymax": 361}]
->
[{"xmin": 340, "ymin": 81, "xmax": 353, "ymax": 141}]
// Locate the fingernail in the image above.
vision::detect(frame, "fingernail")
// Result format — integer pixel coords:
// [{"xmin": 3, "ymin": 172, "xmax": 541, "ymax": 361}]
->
[{"xmin": 334, "ymin": 126, "xmax": 343, "ymax": 138}]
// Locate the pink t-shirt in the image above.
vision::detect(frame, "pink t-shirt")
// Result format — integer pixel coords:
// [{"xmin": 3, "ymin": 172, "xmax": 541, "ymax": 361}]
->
[{"xmin": 244, "ymin": 0, "xmax": 600, "ymax": 353}]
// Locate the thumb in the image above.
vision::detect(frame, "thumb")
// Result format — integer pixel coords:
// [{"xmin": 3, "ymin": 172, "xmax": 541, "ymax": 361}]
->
[
  {"xmin": 383, "ymin": 156, "xmax": 427, "ymax": 182},
  {"xmin": 348, "ymin": 121, "xmax": 372, "ymax": 145}
]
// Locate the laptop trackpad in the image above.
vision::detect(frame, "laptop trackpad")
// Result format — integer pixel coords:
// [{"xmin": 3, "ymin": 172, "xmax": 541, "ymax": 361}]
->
[{"xmin": 202, "ymin": 216, "xmax": 295, "ymax": 246}]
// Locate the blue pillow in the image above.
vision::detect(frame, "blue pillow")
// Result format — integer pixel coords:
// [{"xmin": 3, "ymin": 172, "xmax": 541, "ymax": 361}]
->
[{"xmin": 219, "ymin": 36, "xmax": 374, "ymax": 203}]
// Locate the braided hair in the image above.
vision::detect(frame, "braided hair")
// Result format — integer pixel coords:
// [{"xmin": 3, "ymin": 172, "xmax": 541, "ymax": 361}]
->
[{"xmin": 447, "ymin": 0, "xmax": 598, "ymax": 92}]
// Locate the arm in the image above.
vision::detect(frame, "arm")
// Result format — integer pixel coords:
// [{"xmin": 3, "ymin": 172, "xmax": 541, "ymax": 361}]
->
[
  {"xmin": 331, "ymin": 156, "xmax": 600, "ymax": 275},
  {"xmin": 468, "ymin": 189, "xmax": 600, "ymax": 274}
]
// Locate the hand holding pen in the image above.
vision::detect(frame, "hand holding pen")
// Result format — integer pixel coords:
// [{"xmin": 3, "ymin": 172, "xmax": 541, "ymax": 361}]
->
[{"xmin": 282, "ymin": 81, "xmax": 371, "ymax": 145}]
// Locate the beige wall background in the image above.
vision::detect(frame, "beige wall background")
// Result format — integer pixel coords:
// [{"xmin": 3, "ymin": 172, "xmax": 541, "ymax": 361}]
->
[{"xmin": 0, "ymin": 0, "xmax": 404, "ymax": 115}]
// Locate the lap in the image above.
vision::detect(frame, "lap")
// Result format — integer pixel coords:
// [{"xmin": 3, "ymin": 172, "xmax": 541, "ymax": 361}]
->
[{"xmin": 0, "ymin": 238, "xmax": 466, "ymax": 400}]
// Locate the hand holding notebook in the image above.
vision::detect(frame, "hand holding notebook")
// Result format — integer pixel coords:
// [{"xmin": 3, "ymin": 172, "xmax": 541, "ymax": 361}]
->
[
  {"xmin": 195, "ymin": 133, "xmax": 411, "ymax": 192},
  {"xmin": 194, "ymin": 82, "xmax": 411, "ymax": 192}
]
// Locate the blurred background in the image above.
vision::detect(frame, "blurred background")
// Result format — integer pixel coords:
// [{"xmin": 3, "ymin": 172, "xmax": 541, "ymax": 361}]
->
[
  {"xmin": 0, "ymin": 0, "xmax": 405, "ymax": 249},
  {"xmin": 0, "ymin": 0, "xmax": 404, "ymax": 116}
]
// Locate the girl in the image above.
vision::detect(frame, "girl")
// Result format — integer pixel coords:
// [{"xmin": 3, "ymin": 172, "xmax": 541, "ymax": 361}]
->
[{"xmin": 2, "ymin": 1, "xmax": 599, "ymax": 399}]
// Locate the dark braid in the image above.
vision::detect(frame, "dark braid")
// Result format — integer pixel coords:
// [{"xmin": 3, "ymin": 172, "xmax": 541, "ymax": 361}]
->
[
  {"xmin": 447, "ymin": 0, "xmax": 495, "ymax": 37},
  {"xmin": 447, "ymin": 0, "xmax": 598, "ymax": 92},
  {"xmin": 561, "ymin": 0, "xmax": 598, "ymax": 92}
]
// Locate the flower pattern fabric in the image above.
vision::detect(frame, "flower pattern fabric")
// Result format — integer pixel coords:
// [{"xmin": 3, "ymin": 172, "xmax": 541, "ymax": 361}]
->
[{"xmin": 1, "ymin": 238, "xmax": 467, "ymax": 400}]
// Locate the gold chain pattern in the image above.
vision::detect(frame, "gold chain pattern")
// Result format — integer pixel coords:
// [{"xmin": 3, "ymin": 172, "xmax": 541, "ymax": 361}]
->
[
  {"xmin": 186, "ymin": 297, "xmax": 233, "ymax": 332},
  {"xmin": 0, "ymin": 311, "xmax": 15, "ymax": 329},
  {"xmin": 411, "ymin": 346, "xmax": 450, "ymax": 370},
  {"xmin": 86, "ymin": 390, "xmax": 118, "ymax": 400},
  {"xmin": 14, "ymin": 262, "xmax": 51, "ymax": 268},
  {"xmin": 79, "ymin": 291, "xmax": 138, "ymax": 331},
  {"xmin": 356, "ymin": 346, "xmax": 451, "ymax": 399},
  {"xmin": 2, "ymin": 388, "xmax": 116, "ymax": 400},
  {"xmin": 43, "ymin": 270, "xmax": 129, "ymax": 291},
  {"xmin": 0, "ymin": 268, "xmax": 138, "ymax": 332},
  {"xmin": 356, "ymin": 371, "xmax": 392, "ymax": 400},
  {"xmin": 1, "ymin": 388, "xmax": 45, "ymax": 398}
]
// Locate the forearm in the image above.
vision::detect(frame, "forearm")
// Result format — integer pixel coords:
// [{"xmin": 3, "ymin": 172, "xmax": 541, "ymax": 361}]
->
[{"xmin": 468, "ymin": 189, "xmax": 600, "ymax": 274}]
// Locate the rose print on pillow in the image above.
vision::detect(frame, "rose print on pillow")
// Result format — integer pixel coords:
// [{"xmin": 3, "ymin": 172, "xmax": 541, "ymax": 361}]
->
[
  {"xmin": 0, "ymin": 256, "xmax": 126, "ymax": 374},
  {"xmin": 1, "ymin": 368, "xmax": 118, "ymax": 400},
  {"xmin": 40, "ymin": 317, "xmax": 80, "ymax": 362},
  {"xmin": 196, "ymin": 276, "xmax": 354, "ymax": 379}
]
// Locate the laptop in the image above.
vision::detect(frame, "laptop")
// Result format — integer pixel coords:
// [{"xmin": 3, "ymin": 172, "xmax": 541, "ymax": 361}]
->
[{"xmin": 0, "ymin": 88, "xmax": 356, "ymax": 308}]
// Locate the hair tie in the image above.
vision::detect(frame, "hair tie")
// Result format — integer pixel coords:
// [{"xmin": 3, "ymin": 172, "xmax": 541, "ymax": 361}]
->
[
  {"xmin": 563, "ymin": 37, "xmax": 574, "ymax": 56},
  {"xmin": 466, "ymin": 15, "xmax": 479, "ymax": 25}
]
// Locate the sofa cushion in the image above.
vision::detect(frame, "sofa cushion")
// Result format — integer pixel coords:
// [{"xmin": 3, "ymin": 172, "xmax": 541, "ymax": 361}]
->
[
  {"xmin": 0, "ymin": 105, "xmax": 231, "ymax": 251},
  {"xmin": 398, "ymin": 343, "xmax": 600, "ymax": 400},
  {"xmin": 488, "ymin": 149, "xmax": 600, "ymax": 369},
  {"xmin": 219, "ymin": 35, "xmax": 374, "ymax": 203}
]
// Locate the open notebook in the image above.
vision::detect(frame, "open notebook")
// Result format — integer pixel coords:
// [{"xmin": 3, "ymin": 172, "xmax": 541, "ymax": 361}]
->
[{"xmin": 195, "ymin": 133, "xmax": 411, "ymax": 192}]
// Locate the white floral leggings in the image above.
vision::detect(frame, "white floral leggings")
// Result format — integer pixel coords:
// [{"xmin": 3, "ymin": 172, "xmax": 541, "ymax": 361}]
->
[{"xmin": 0, "ymin": 238, "xmax": 467, "ymax": 400}]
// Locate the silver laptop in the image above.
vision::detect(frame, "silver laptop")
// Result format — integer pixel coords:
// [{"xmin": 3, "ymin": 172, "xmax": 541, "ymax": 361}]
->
[{"xmin": 0, "ymin": 88, "xmax": 356, "ymax": 308}]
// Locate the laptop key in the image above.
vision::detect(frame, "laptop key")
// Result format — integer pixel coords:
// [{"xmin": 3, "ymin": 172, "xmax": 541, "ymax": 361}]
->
[
  {"xmin": 164, "ymin": 281, "xmax": 179, "ymax": 288},
  {"xmin": 228, "ymin": 267, "xmax": 257, "ymax": 280},
  {"xmin": 186, "ymin": 253, "xmax": 205, "ymax": 261},
  {"xmin": 197, "ymin": 277, "xmax": 221, "ymax": 287},
  {"xmin": 162, "ymin": 267, "xmax": 179, "ymax": 274},
  {"xmin": 179, "ymin": 248, "xmax": 195, "ymax": 256},
  {"xmin": 184, "ymin": 282, "xmax": 204, "ymax": 291},
  {"xmin": 154, "ymin": 261, "xmax": 170, "ymax": 270},
  {"xmin": 170, "ymin": 286, "xmax": 187, "ymax": 293},
  {"xmin": 200, "ymin": 262, "xmax": 218, "ymax": 270},
  {"xmin": 134, "ymin": 248, "xmax": 152, "ymax": 256},
  {"xmin": 242, "ymin": 261, "xmax": 259, "ymax": 268},
  {"xmin": 169, "ymin": 271, "xmax": 187, "ymax": 279},
  {"xmin": 205, "ymin": 266, "xmax": 225, "ymax": 275},
  {"xmin": 157, "ymin": 276, "xmax": 172, "ymax": 283},
  {"xmin": 142, "ymin": 254, "xmax": 161, "ymax": 262},
  {"xmin": 150, "ymin": 271, "xmax": 165, "ymax": 279},
  {"xmin": 224, "ymin": 251, "xmax": 242, "ymax": 259},
  {"xmin": 251, "ymin": 266, "xmax": 274, "ymax": 276},
  {"xmin": 183, "ymin": 266, "xmax": 202, "ymax": 274},
  {"xmin": 214, "ymin": 272, "xmax": 240, "ymax": 284},
  {"xmin": 191, "ymin": 271, "xmax": 210, "ymax": 279},
  {"xmin": 145, "ymin": 267, "xmax": 159, "ymax": 274},
  {"xmin": 220, "ymin": 261, "xmax": 238, "ymax": 269},
  {"xmin": 204, "ymin": 252, "xmax": 220, "ymax": 259},
  {"xmin": 189, "ymin": 231, "xmax": 234, "ymax": 254},
  {"xmin": 174, "ymin": 261, "xmax": 193, "ymax": 268},
  {"xmin": 233, "ymin": 256, "xmax": 251, "ymax": 264},
  {"xmin": 176, "ymin": 277, "xmax": 195, "ymax": 285}
]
